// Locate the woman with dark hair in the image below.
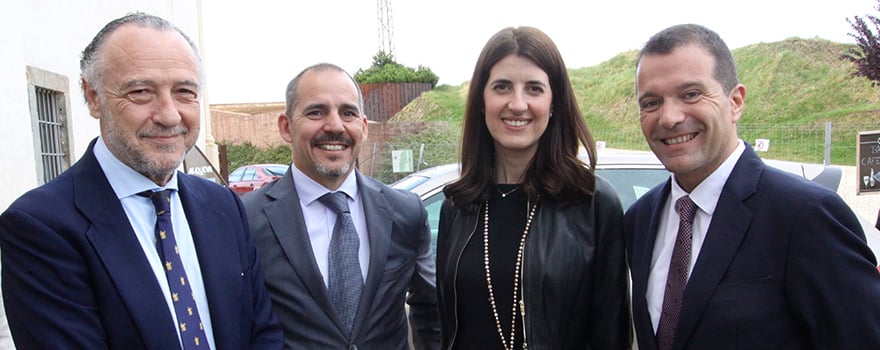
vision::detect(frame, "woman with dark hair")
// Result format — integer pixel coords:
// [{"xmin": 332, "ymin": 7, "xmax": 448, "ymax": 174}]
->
[{"xmin": 436, "ymin": 26, "xmax": 631, "ymax": 349}]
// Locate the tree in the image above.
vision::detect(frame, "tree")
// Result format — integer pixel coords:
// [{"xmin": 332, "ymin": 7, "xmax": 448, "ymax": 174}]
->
[
  {"xmin": 843, "ymin": 0, "xmax": 880, "ymax": 86},
  {"xmin": 354, "ymin": 51, "xmax": 439, "ymax": 87}
]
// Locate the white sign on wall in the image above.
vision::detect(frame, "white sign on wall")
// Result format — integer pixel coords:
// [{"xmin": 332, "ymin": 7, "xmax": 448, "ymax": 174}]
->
[
  {"xmin": 392, "ymin": 149, "xmax": 413, "ymax": 173},
  {"xmin": 755, "ymin": 139, "xmax": 770, "ymax": 152}
]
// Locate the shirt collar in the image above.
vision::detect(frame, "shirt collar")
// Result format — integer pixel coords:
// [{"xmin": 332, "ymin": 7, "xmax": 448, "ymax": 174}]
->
[
  {"xmin": 93, "ymin": 136, "xmax": 180, "ymax": 199},
  {"xmin": 670, "ymin": 140, "xmax": 746, "ymax": 216},
  {"xmin": 290, "ymin": 164, "xmax": 358, "ymax": 205}
]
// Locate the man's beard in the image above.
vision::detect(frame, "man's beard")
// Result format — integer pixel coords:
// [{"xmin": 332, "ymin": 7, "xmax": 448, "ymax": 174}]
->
[
  {"xmin": 311, "ymin": 132, "xmax": 355, "ymax": 178},
  {"xmin": 315, "ymin": 160, "xmax": 352, "ymax": 178},
  {"xmin": 101, "ymin": 106, "xmax": 192, "ymax": 183}
]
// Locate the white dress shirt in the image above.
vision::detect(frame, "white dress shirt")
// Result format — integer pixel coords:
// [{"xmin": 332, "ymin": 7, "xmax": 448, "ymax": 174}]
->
[
  {"xmin": 646, "ymin": 140, "xmax": 746, "ymax": 332},
  {"xmin": 93, "ymin": 137, "xmax": 216, "ymax": 349},
  {"xmin": 290, "ymin": 165, "xmax": 370, "ymax": 286}
]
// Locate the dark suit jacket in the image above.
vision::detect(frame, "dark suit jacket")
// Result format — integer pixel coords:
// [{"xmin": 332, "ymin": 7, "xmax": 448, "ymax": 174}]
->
[
  {"xmin": 242, "ymin": 170, "xmax": 441, "ymax": 350},
  {"xmin": 625, "ymin": 145, "xmax": 880, "ymax": 349},
  {"xmin": 0, "ymin": 140, "xmax": 282, "ymax": 349}
]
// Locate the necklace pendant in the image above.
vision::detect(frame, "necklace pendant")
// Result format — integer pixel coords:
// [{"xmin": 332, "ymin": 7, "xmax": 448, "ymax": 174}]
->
[{"xmin": 497, "ymin": 185, "xmax": 518, "ymax": 198}]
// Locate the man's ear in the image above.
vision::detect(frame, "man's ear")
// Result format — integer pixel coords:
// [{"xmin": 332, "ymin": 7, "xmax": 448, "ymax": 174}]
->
[
  {"xmin": 361, "ymin": 115, "xmax": 369, "ymax": 140},
  {"xmin": 278, "ymin": 113, "xmax": 293, "ymax": 143},
  {"xmin": 729, "ymin": 84, "xmax": 746, "ymax": 123},
  {"xmin": 82, "ymin": 78, "xmax": 102, "ymax": 119}
]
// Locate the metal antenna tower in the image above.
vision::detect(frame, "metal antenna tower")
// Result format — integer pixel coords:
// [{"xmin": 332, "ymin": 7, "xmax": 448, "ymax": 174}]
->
[{"xmin": 377, "ymin": 0, "xmax": 396, "ymax": 56}]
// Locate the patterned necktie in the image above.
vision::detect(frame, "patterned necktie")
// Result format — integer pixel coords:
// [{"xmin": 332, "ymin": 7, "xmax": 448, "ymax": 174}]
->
[
  {"xmin": 143, "ymin": 190, "xmax": 209, "ymax": 349},
  {"xmin": 319, "ymin": 191, "xmax": 363, "ymax": 332},
  {"xmin": 656, "ymin": 195, "xmax": 698, "ymax": 350}
]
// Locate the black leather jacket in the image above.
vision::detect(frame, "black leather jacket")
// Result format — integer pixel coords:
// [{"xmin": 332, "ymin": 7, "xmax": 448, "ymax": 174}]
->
[{"xmin": 436, "ymin": 176, "xmax": 631, "ymax": 349}]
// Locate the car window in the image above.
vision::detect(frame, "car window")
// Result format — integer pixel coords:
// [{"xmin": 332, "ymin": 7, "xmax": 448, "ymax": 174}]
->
[
  {"xmin": 242, "ymin": 167, "xmax": 257, "ymax": 181},
  {"xmin": 264, "ymin": 165, "xmax": 289, "ymax": 176},
  {"xmin": 596, "ymin": 168, "xmax": 670, "ymax": 210},
  {"xmin": 422, "ymin": 191, "xmax": 445, "ymax": 259},
  {"xmin": 391, "ymin": 175, "xmax": 430, "ymax": 192},
  {"xmin": 228, "ymin": 168, "xmax": 245, "ymax": 182}
]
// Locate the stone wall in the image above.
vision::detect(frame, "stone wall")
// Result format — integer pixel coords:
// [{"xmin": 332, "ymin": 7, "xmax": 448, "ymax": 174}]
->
[{"xmin": 212, "ymin": 109, "xmax": 284, "ymax": 148}]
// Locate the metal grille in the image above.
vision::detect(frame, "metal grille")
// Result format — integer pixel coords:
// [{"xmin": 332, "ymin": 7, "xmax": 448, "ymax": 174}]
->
[{"xmin": 35, "ymin": 87, "xmax": 66, "ymax": 182}]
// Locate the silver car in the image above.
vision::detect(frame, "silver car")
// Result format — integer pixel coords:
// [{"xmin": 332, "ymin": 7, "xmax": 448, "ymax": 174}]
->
[{"xmin": 391, "ymin": 150, "xmax": 880, "ymax": 259}]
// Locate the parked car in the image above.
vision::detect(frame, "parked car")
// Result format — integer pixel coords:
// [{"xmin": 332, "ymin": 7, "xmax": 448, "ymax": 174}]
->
[
  {"xmin": 227, "ymin": 164, "xmax": 289, "ymax": 195},
  {"xmin": 391, "ymin": 149, "xmax": 880, "ymax": 259}
]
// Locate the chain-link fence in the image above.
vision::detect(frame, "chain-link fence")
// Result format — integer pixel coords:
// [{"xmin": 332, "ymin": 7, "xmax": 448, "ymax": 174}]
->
[
  {"xmin": 362, "ymin": 142, "xmax": 459, "ymax": 184},
  {"xmin": 365, "ymin": 122, "xmax": 879, "ymax": 184}
]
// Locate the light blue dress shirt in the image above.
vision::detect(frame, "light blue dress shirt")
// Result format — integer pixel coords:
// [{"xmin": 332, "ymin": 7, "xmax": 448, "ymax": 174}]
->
[
  {"xmin": 93, "ymin": 138, "xmax": 215, "ymax": 349},
  {"xmin": 289, "ymin": 165, "xmax": 370, "ymax": 286}
]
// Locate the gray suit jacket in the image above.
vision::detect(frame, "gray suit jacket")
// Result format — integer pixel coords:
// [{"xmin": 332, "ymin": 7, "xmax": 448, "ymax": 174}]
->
[{"xmin": 243, "ymin": 169, "xmax": 441, "ymax": 349}]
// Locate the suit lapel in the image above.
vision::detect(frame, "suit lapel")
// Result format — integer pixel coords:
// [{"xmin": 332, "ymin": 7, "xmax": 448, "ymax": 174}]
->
[
  {"xmin": 77, "ymin": 145, "xmax": 180, "ymax": 349},
  {"xmin": 350, "ymin": 172, "xmax": 392, "ymax": 338},
  {"xmin": 674, "ymin": 146, "xmax": 762, "ymax": 349},
  {"xmin": 263, "ymin": 173, "xmax": 341, "ymax": 326}
]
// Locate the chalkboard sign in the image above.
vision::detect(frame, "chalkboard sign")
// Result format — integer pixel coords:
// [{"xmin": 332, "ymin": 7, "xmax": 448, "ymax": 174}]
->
[{"xmin": 858, "ymin": 130, "xmax": 880, "ymax": 194}]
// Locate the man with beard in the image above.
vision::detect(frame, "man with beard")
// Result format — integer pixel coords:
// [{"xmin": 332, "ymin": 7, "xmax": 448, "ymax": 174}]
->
[
  {"xmin": 242, "ymin": 63, "xmax": 440, "ymax": 349},
  {"xmin": 0, "ymin": 13, "xmax": 282, "ymax": 349}
]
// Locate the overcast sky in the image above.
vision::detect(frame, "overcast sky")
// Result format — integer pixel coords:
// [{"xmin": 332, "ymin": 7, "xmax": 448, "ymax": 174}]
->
[{"xmin": 200, "ymin": 0, "xmax": 877, "ymax": 104}]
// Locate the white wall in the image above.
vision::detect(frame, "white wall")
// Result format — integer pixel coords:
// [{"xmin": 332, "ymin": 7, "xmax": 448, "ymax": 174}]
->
[{"xmin": 0, "ymin": 0, "xmax": 205, "ymax": 211}]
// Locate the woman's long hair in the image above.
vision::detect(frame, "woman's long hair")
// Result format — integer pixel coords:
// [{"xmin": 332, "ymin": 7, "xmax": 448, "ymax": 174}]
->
[{"xmin": 445, "ymin": 26, "xmax": 597, "ymax": 210}]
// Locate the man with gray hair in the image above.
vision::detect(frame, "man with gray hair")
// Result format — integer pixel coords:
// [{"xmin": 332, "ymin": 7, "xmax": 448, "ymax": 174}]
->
[{"xmin": 0, "ymin": 12, "xmax": 282, "ymax": 349}]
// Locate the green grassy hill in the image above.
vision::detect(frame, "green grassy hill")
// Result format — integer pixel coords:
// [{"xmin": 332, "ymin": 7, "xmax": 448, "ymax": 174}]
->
[{"xmin": 390, "ymin": 38, "xmax": 880, "ymax": 165}]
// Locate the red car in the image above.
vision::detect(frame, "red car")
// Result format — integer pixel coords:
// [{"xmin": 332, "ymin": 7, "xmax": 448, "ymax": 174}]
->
[{"xmin": 227, "ymin": 164, "xmax": 288, "ymax": 195}]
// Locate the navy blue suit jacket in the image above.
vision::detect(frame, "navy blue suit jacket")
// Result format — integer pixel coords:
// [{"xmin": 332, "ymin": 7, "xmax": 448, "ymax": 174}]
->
[
  {"xmin": 625, "ymin": 145, "xmax": 880, "ymax": 349},
  {"xmin": 0, "ymin": 140, "xmax": 282, "ymax": 349}
]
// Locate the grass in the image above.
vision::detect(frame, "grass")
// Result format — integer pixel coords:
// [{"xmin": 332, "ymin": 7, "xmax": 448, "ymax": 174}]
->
[{"xmin": 389, "ymin": 38, "xmax": 880, "ymax": 165}]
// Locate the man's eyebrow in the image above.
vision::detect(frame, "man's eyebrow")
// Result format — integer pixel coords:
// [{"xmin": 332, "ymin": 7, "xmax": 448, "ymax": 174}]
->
[
  {"xmin": 676, "ymin": 81, "xmax": 707, "ymax": 91},
  {"xmin": 302, "ymin": 102, "xmax": 328, "ymax": 111},
  {"xmin": 340, "ymin": 102, "xmax": 360, "ymax": 113},
  {"xmin": 120, "ymin": 79, "xmax": 200, "ymax": 89},
  {"xmin": 637, "ymin": 90, "xmax": 658, "ymax": 101},
  {"xmin": 177, "ymin": 80, "xmax": 200, "ymax": 89},
  {"xmin": 121, "ymin": 79, "xmax": 155, "ymax": 89}
]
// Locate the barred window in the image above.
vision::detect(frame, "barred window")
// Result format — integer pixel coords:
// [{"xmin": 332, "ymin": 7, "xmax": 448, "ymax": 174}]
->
[
  {"xmin": 34, "ymin": 87, "xmax": 67, "ymax": 181},
  {"xmin": 27, "ymin": 66, "xmax": 71, "ymax": 184}
]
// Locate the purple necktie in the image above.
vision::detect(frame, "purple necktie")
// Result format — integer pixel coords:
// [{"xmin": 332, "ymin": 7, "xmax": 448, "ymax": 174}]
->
[
  {"xmin": 143, "ymin": 190, "xmax": 210, "ymax": 349},
  {"xmin": 657, "ymin": 195, "xmax": 697, "ymax": 350},
  {"xmin": 319, "ymin": 191, "xmax": 363, "ymax": 333}
]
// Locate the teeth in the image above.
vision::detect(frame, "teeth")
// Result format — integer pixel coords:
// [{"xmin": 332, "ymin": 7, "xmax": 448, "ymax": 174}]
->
[
  {"xmin": 664, "ymin": 134, "xmax": 695, "ymax": 145},
  {"xmin": 319, "ymin": 144, "xmax": 345, "ymax": 151},
  {"xmin": 503, "ymin": 119, "xmax": 529, "ymax": 127}
]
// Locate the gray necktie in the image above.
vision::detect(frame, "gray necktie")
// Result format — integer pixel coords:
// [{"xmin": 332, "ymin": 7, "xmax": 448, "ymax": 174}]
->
[
  {"xmin": 657, "ymin": 195, "xmax": 697, "ymax": 350},
  {"xmin": 319, "ymin": 191, "xmax": 363, "ymax": 332}
]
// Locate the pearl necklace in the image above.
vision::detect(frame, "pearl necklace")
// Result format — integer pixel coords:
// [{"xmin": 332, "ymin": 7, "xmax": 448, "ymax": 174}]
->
[{"xmin": 483, "ymin": 197, "xmax": 539, "ymax": 350}]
